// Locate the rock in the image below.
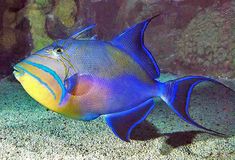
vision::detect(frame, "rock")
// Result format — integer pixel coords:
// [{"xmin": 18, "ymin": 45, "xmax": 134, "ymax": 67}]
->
[
  {"xmin": 45, "ymin": 14, "xmax": 68, "ymax": 39},
  {"xmin": 0, "ymin": 0, "xmax": 235, "ymax": 78},
  {"xmin": 175, "ymin": 1, "xmax": 235, "ymax": 78},
  {"xmin": 53, "ymin": 0, "xmax": 77, "ymax": 28},
  {"xmin": 25, "ymin": 3, "xmax": 53, "ymax": 51},
  {"xmin": 0, "ymin": 28, "xmax": 16, "ymax": 50},
  {"xmin": 0, "ymin": 0, "xmax": 31, "ymax": 77}
]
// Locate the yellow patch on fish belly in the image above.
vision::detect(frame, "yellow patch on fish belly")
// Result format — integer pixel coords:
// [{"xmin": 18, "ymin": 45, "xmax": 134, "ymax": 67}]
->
[
  {"xmin": 19, "ymin": 62, "xmax": 62, "ymax": 102},
  {"xmin": 18, "ymin": 71, "xmax": 58, "ymax": 108},
  {"xmin": 16, "ymin": 62, "xmax": 82, "ymax": 119}
]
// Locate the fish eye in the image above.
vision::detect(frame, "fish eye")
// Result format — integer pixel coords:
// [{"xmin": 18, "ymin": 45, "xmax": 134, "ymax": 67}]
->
[{"xmin": 53, "ymin": 47, "xmax": 63, "ymax": 54}]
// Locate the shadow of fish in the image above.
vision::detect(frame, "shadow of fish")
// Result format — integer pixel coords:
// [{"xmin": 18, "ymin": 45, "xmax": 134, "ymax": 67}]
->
[{"xmin": 13, "ymin": 15, "xmax": 233, "ymax": 141}]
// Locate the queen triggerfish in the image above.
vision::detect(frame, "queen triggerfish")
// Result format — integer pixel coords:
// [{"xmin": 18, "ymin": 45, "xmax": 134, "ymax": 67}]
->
[{"xmin": 13, "ymin": 16, "xmax": 232, "ymax": 141}]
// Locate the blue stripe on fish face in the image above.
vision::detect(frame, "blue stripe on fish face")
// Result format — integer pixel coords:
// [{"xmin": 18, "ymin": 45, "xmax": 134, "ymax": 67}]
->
[
  {"xmin": 23, "ymin": 60, "xmax": 66, "ymax": 104},
  {"xmin": 15, "ymin": 65, "xmax": 56, "ymax": 99}
]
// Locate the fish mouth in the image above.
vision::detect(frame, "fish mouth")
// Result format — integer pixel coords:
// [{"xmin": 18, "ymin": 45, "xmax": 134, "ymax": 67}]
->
[{"xmin": 13, "ymin": 65, "xmax": 25, "ymax": 79}]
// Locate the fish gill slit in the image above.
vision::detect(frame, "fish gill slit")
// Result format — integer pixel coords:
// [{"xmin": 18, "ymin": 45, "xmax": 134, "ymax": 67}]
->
[
  {"xmin": 61, "ymin": 51, "xmax": 76, "ymax": 72},
  {"xmin": 59, "ymin": 58, "xmax": 70, "ymax": 80}
]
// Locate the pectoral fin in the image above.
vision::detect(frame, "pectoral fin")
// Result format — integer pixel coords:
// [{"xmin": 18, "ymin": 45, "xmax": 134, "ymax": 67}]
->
[
  {"xmin": 64, "ymin": 74, "xmax": 93, "ymax": 96},
  {"xmin": 104, "ymin": 99, "xmax": 155, "ymax": 141}
]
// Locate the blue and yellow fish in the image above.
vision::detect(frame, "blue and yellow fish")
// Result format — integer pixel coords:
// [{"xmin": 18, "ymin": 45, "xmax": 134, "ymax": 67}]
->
[{"xmin": 13, "ymin": 16, "xmax": 229, "ymax": 141}]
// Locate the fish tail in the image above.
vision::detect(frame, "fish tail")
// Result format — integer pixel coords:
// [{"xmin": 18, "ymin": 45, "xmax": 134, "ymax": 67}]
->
[{"xmin": 158, "ymin": 76, "xmax": 229, "ymax": 135}]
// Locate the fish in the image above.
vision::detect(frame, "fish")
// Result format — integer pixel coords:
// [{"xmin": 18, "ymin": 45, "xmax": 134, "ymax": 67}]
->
[{"xmin": 13, "ymin": 16, "xmax": 230, "ymax": 141}]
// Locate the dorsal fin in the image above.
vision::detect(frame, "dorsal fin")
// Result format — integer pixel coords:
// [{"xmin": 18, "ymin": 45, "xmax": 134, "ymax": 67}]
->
[
  {"xmin": 111, "ymin": 16, "xmax": 160, "ymax": 79},
  {"xmin": 90, "ymin": 35, "xmax": 98, "ymax": 40},
  {"xmin": 69, "ymin": 24, "xmax": 96, "ymax": 40}
]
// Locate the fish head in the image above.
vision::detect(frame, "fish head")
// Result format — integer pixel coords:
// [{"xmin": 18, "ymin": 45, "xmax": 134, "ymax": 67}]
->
[{"xmin": 13, "ymin": 39, "xmax": 80, "ymax": 116}]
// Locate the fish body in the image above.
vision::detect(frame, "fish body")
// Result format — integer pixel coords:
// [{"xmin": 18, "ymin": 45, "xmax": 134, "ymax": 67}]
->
[
  {"xmin": 15, "ymin": 39, "xmax": 157, "ymax": 119},
  {"xmin": 13, "ymin": 16, "xmax": 229, "ymax": 141}
]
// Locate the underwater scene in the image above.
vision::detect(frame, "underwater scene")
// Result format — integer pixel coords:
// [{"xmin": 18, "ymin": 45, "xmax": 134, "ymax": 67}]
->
[{"xmin": 0, "ymin": 0, "xmax": 235, "ymax": 159}]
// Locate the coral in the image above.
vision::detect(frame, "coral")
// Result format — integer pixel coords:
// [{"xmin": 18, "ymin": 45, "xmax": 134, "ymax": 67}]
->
[
  {"xmin": 176, "ymin": 2, "xmax": 235, "ymax": 78},
  {"xmin": 25, "ymin": 3, "xmax": 52, "ymax": 51},
  {"xmin": 53, "ymin": 0, "xmax": 77, "ymax": 28},
  {"xmin": 35, "ymin": 0, "xmax": 51, "ymax": 8}
]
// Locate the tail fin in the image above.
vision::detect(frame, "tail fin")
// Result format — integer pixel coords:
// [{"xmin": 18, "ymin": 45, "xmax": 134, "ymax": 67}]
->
[{"xmin": 159, "ymin": 76, "xmax": 229, "ymax": 135}]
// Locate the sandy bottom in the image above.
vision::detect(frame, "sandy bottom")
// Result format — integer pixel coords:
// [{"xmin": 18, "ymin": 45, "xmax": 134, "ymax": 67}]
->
[{"xmin": 0, "ymin": 74, "xmax": 234, "ymax": 160}]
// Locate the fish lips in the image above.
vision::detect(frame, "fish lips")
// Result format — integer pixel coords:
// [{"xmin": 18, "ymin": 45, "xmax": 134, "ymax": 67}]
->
[{"xmin": 13, "ymin": 65, "xmax": 25, "ymax": 80}]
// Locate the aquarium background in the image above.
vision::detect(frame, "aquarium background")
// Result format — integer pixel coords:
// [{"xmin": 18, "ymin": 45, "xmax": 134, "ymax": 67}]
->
[
  {"xmin": 0, "ymin": 0, "xmax": 235, "ymax": 159},
  {"xmin": 0, "ymin": 0, "xmax": 235, "ymax": 79}
]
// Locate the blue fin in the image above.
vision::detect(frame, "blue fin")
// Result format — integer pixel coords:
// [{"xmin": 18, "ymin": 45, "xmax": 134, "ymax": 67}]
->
[
  {"xmin": 111, "ymin": 16, "xmax": 160, "ymax": 79},
  {"xmin": 105, "ymin": 99, "xmax": 155, "ymax": 141},
  {"xmin": 64, "ymin": 74, "xmax": 93, "ymax": 96},
  {"xmin": 90, "ymin": 35, "xmax": 98, "ymax": 40},
  {"xmin": 69, "ymin": 24, "xmax": 96, "ymax": 40},
  {"xmin": 159, "ymin": 76, "xmax": 228, "ymax": 135}
]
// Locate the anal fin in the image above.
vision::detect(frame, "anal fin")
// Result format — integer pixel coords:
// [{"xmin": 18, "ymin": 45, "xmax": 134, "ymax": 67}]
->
[{"xmin": 104, "ymin": 99, "xmax": 155, "ymax": 141}]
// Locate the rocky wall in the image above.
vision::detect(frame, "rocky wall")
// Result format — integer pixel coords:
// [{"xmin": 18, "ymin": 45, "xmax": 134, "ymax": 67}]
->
[{"xmin": 0, "ymin": 0, "xmax": 234, "ymax": 78}]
